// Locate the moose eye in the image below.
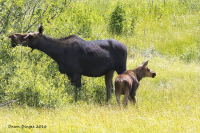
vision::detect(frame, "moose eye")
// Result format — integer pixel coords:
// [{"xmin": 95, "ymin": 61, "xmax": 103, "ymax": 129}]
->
[
  {"xmin": 147, "ymin": 68, "xmax": 150, "ymax": 72},
  {"xmin": 29, "ymin": 35, "xmax": 33, "ymax": 38}
]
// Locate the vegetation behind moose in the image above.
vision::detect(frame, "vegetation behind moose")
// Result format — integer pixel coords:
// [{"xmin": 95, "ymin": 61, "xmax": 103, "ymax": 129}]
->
[
  {"xmin": 8, "ymin": 24, "xmax": 127, "ymax": 102},
  {"xmin": 115, "ymin": 60, "xmax": 156, "ymax": 106}
]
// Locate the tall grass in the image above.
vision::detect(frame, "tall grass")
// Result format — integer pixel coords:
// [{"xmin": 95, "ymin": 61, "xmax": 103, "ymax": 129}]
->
[{"xmin": 1, "ymin": 57, "xmax": 200, "ymax": 132}]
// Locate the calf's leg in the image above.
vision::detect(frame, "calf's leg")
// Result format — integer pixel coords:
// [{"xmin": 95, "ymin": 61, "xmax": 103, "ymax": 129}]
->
[
  {"xmin": 123, "ymin": 89, "xmax": 129, "ymax": 106},
  {"xmin": 115, "ymin": 84, "xmax": 122, "ymax": 106},
  {"xmin": 129, "ymin": 90, "xmax": 136, "ymax": 105}
]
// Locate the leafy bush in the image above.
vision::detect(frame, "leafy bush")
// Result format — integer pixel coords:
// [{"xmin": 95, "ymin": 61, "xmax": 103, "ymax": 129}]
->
[
  {"xmin": 108, "ymin": 3, "xmax": 126, "ymax": 35},
  {"xmin": 71, "ymin": 7, "xmax": 92, "ymax": 38},
  {"xmin": 0, "ymin": 0, "xmax": 23, "ymax": 35},
  {"xmin": 0, "ymin": 0, "xmax": 200, "ymax": 107}
]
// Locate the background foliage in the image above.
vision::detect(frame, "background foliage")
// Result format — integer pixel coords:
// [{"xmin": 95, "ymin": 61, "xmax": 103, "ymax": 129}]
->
[
  {"xmin": 0, "ymin": 0, "xmax": 200, "ymax": 107},
  {"xmin": 0, "ymin": 0, "xmax": 200, "ymax": 132}
]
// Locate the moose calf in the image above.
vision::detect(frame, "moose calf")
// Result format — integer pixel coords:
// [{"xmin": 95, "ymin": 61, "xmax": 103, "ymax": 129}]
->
[{"xmin": 115, "ymin": 60, "xmax": 156, "ymax": 106}]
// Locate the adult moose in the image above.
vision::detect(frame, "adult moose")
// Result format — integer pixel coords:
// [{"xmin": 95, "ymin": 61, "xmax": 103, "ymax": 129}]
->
[{"xmin": 9, "ymin": 24, "xmax": 127, "ymax": 102}]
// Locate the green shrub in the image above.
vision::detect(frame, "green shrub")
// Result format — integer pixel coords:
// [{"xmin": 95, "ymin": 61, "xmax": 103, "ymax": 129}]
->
[
  {"xmin": 71, "ymin": 8, "xmax": 92, "ymax": 38},
  {"xmin": 108, "ymin": 3, "xmax": 126, "ymax": 35},
  {"xmin": 1, "ymin": 0, "xmax": 200, "ymax": 107}
]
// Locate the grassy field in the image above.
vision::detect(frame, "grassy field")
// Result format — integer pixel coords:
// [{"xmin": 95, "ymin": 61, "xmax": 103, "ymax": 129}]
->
[
  {"xmin": 1, "ymin": 57, "xmax": 200, "ymax": 132},
  {"xmin": 0, "ymin": 0, "xmax": 200, "ymax": 132}
]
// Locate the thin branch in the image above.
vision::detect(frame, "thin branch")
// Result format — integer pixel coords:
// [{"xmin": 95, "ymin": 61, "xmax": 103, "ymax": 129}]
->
[
  {"xmin": 28, "ymin": 3, "xmax": 38, "ymax": 25},
  {"xmin": 24, "ymin": 5, "xmax": 49, "ymax": 32},
  {"xmin": 15, "ymin": 4, "xmax": 35, "ymax": 28},
  {"xmin": 0, "ymin": 99, "xmax": 18, "ymax": 107}
]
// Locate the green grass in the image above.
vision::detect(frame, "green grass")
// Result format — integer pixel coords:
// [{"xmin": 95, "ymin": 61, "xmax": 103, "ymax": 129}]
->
[
  {"xmin": 1, "ymin": 57, "xmax": 200, "ymax": 132},
  {"xmin": 1, "ymin": 103, "xmax": 198, "ymax": 132}
]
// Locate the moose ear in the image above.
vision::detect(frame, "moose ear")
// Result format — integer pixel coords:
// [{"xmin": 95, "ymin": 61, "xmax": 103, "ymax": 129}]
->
[
  {"xmin": 141, "ymin": 60, "xmax": 149, "ymax": 68},
  {"xmin": 38, "ymin": 24, "xmax": 43, "ymax": 35}
]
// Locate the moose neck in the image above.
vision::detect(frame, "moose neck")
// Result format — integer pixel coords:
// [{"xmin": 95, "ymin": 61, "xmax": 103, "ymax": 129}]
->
[
  {"xmin": 32, "ymin": 35, "xmax": 64, "ymax": 64},
  {"xmin": 132, "ymin": 68, "xmax": 143, "ymax": 82}
]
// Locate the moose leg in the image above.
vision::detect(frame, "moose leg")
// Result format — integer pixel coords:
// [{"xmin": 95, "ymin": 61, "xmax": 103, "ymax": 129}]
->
[
  {"xmin": 115, "ymin": 87, "xmax": 122, "ymax": 106},
  {"xmin": 105, "ymin": 70, "xmax": 114, "ymax": 103},
  {"xmin": 123, "ymin": 90, "xmax": 129, "ymax": 106},
  {"xmin": 70, "ymin": 74, "xmax": 82, "ymax": 102},
  {"xmin": 129, "ymin": 90, "xmax": 136, "ymax": 105}
]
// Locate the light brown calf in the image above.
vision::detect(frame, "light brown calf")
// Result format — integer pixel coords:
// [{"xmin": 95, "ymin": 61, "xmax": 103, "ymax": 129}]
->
[{"xmin": 115, "ymin": 60, "xmax": 156, "ymax": 106}]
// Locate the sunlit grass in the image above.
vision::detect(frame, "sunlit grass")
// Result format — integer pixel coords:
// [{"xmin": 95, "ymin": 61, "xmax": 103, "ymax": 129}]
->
[{"xmin": 1, "ymin": 57, "xmax": 200, "ymax": 132}]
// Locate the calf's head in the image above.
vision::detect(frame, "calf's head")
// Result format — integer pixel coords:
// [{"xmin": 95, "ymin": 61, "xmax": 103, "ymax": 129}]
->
[
  {"xmin": 135, "ymin": 60, "xmax": 156, "ymax": 80},
  {"xmin": 8, "ymin": 24, "xmax": 44, "ymax": 49}
]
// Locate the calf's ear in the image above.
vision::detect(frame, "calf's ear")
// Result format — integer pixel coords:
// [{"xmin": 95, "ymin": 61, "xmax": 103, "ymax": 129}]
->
[
  {"xmin": 38, "ymin": 24, "xmax": 43, "ymax": 35},
  {"xmin": 141, "ymin": 60, "xmax": 149, "ymax": 68}
]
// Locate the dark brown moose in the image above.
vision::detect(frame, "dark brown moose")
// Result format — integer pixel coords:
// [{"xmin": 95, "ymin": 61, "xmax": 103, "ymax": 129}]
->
[
  {"xmin": 115, "ymin": 60, "xmax": 156, "ymax": 106},
  {"xmin": 9, "ymin": 24, "xmax": 127, "ymax": 102}
]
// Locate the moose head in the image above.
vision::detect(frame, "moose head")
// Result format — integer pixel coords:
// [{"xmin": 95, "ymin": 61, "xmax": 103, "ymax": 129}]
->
[
  {"xmin": 134, "ymin": 60, "xmax": 156, "ymax": 80},
  {"xmin": 8, "ymin": 24, "xmax": 44, "ymax": 51}
]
